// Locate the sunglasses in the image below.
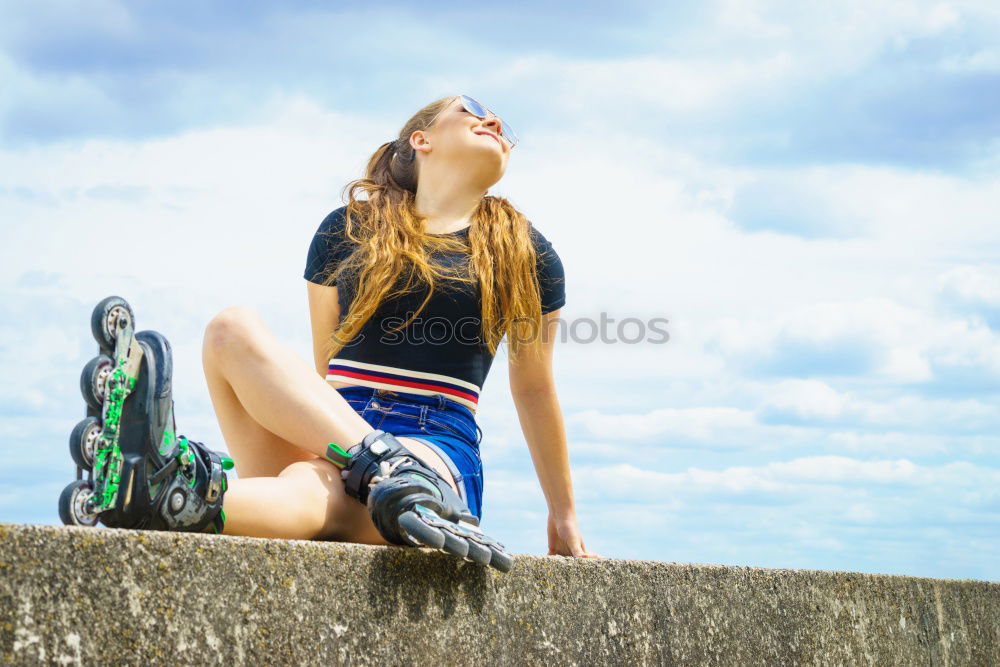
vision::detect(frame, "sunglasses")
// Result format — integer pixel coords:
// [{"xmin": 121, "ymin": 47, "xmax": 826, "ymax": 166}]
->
[{"xmin": 427, "ymin": 94, "xmax": 519, "ymax": 151}]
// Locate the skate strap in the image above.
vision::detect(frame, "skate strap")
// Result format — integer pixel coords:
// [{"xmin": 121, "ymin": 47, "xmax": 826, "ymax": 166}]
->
[
  {"xmin": 343, "ymin": 430, "xmax": 395, "ymax": 502},
  {"xmin": 183, "ymin": 438, "xmax": 226, "ymax": 504},
  {"xmin": 204, "ymin": 511, "xmax": 226, "ymax": 535},
  {"xmin": 150, "ymin": 458, "xmax": 180, "ymax": 486},
  {"xmin": 153, "ymin": 436, "xmax": 227, "ymax": 512},
  {"xmin": 174, "ymin": 438, "xmax": 229, "ymax": 533},
  {"xmin": 343, "ymin": 430, "xmax": 441, "ymax": 504}
]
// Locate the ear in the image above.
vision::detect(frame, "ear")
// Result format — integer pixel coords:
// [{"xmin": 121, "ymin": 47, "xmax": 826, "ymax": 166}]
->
[{"xmin": 408, "ymin": 129, "xmax": 433, "ymax": 157}]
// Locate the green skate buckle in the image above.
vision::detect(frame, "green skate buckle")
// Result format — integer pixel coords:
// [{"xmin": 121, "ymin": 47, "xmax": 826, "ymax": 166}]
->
[{"xmin": 324, "ymin": 443, "xmax": 351, "ymax": 469}]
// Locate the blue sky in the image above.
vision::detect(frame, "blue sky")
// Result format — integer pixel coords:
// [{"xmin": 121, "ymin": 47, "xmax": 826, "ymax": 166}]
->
[{"xmin": 1, "ymin": 1, "xmax": 998, "ymax": 581}]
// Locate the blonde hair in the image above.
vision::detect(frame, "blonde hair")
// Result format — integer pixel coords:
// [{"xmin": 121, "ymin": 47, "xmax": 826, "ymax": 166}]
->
[{"xmin": 320, "ymin": 95, "xmax": 548, "ymax": 366}]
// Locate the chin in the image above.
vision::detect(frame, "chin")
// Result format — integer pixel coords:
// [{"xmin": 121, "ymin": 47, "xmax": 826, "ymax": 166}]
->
[{"xmin": 464, "ymin": 147, "xmax": 504, "ymax": 167}]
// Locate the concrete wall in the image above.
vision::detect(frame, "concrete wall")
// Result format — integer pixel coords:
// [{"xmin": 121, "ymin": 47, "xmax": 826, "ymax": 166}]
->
[{"xmin": 1, "ymin": 523, "xmax": 996, "ymax": 665}]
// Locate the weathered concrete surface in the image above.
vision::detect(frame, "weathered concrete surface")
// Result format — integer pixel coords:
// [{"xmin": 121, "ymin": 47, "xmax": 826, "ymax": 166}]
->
[{"xmin": 0, "ymin": 523, "xmax": 996, "ymax": 666}]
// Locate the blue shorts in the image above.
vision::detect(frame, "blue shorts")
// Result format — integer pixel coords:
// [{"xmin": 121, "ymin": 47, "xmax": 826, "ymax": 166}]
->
[{"xmin": 335, "ymin": 386, "xmax": 485, "ymax": 521}]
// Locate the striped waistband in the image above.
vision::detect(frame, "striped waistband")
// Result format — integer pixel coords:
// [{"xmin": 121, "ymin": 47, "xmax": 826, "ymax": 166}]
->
[{"xmin": 327, "ymin": 359, "xmax": 480, "ymax": 414}]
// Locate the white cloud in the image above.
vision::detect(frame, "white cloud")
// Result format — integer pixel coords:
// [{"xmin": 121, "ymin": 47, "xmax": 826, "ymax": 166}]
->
[
  {"xmin": 568, "ymin": 405, "xmax": 757, "ymax": 444},
  {"xmin": 938, "ymin": 265, "xmax": 1000, "ymax": 307},
  {"xmin": 526, "ymin": 52, "xmax": 797, "ymax": 115},
  {"xmin": 758, "ymin": 379, "xmax": 850, "ymax": 420},
  {"xmin": 694, "ymin": 0, "xmax": 971, "ymax": 73},
  {"xmin": 936, "ymin": 265, "xmax": 1000, "ymax": 330},
  {"xmin": 707, "ymin": 295, "xmax": 1000, "ymax": 388}
]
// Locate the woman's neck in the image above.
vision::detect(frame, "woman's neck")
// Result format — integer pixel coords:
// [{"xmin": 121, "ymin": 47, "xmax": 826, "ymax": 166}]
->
[{"xmin": 414, "ymin": 180, "xmax": 484, "ymax": 234}]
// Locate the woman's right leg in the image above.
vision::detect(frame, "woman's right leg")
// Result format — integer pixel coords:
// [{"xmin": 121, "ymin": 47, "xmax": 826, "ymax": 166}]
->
[
  {"xmin": 201, "ymin": 307, "xmax": 373, "ymax": 478},
  {"xmin": 200, "ymin": 305, "xmax": 461, "ymax": 542}
]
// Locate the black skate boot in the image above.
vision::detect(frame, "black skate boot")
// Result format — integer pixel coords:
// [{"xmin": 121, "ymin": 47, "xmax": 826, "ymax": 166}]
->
[
  {"xmin": 325, "ymin": 430, "xmax": 513, "ymax": 572},
  {"xmin": 59, "ymin": 296, "xmax": 234, "ymax": 534}
]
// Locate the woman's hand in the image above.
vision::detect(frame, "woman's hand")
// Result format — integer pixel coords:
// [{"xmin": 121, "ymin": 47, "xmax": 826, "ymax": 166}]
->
[{"xmin": 547, "ymin": 512, "xmax": 603, "ymax": 558}]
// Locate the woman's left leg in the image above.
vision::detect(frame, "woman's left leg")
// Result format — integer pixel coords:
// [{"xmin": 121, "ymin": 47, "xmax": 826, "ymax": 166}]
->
[{"xmin": 218, "ymin": 460, "xmax": 390, "ymax": 543}]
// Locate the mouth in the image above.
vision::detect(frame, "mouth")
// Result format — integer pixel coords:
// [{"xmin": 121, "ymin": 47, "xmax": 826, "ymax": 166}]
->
[{"xmin": 474, "ymin": 130, "xmax": 501, "ymax": 147}]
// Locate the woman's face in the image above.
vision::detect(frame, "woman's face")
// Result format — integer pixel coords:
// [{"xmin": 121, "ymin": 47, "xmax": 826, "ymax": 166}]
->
[{"xmin": 416, "ymin": 96, "xmax": 510, "ymax": 183}]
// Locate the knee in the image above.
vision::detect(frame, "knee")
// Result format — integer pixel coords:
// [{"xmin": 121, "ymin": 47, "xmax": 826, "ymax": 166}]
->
[
  {"xmin": 203, "ymin": 306, "xmax": 264, "ymax": 358},
  {"xmin": 279, "ymin": 460, "xmax": 337, "ymax": 504},
  {"xmin": 279, "ymin": 460, "xmax": 342, "ymax": 539},
  {"xmin": 278, "ymin": 459, "xmax": 324, "ymax": 480}
]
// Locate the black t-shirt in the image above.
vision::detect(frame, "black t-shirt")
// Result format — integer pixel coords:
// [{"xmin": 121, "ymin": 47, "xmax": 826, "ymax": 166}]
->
[{"xmin": 304, "ymin": 205, "xmax": 566, "ymax": 413}]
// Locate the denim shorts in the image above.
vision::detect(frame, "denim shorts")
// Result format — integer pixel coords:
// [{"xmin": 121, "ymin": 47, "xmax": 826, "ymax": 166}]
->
[{"xmin": 335, "ymin": 386, "xmax": 485, "ymax": 520}]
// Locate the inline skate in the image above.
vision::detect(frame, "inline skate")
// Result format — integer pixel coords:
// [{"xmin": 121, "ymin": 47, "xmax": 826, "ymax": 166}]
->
[
  {"xmin": 326, "ymin": 430, "xmax": 514, "ymax": 572},
  {"xmin": 58, "ymin": 296, "xmax": 234, "ymax": 533}
]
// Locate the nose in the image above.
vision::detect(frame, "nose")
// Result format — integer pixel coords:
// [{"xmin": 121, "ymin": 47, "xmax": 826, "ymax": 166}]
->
[
  {"xmin": 480, "ymin": 108, "xmax": 500, "ymax": 127},
  {"xmin": 481, "ymin": 114, "xmax": 504, "ymax": 140}
]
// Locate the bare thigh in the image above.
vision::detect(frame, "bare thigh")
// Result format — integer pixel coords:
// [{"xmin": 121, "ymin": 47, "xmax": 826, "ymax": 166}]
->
[
  {"xmin": 203, "ymin": 321, "xmax": 318, "ymax": 479},
  {"xmin": 396, "ymin": 438, "xmax": 462, "ymax": 498},
  {"xmin": 203, "ymin": 306, "xmax": 462, "ymax": 542}
]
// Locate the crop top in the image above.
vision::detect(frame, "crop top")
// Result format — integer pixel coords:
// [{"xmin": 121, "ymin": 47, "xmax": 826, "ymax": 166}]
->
[{"xmin": 303, "ymin": 205, "xmax": 566, "ymax": 414}]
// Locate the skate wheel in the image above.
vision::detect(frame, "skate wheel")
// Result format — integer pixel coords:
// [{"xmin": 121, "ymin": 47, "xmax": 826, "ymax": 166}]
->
[
  {"xmin": 91, "ymin": 296, "xmax": 134, "ymax": 353},
  {"xmin": 58, "ymin": 479, "xmax": 99, "ymax": 527},
  {"xmin": 458, "ymin": 525, "xmax": 511, "ymax": 571},
  {"xmin": 69, "ymin": 416, "xmax": 102, "ymax": 470},
  {"xmin": 488, "ymin": 548, "xmax": 514, "ymax": 573},
  {"xmin": 439, "ymin": 530, "xmax": 470, "ymax": 559},
  {"xmin": 400, "ymin": 507, "xmax": 471, "ymax": 558},
  {"xmin": 463, "ymin": 539, "xmax": 492, "ymax": 566},
  {"xmin": 80, "ymin": 354, "xmax": 114, "ymax": 411},
  {"xmin": 398, "ymin": 510, "xmax": 446, "ymax": 549}
]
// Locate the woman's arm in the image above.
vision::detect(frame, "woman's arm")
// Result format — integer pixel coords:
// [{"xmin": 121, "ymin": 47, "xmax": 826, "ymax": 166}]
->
[
  {"xmin": 509, "ymin": 309, "xmax": 600, "ymax": 558},
  {"xmin": 306, "ymin": 281, "xmax": 341, "ymax": 378}
]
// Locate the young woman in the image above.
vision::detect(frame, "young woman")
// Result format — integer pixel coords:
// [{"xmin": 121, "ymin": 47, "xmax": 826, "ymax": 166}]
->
[{"xmin": 62, "ymin": 95, "xmax": 600, "ymax": 572}]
